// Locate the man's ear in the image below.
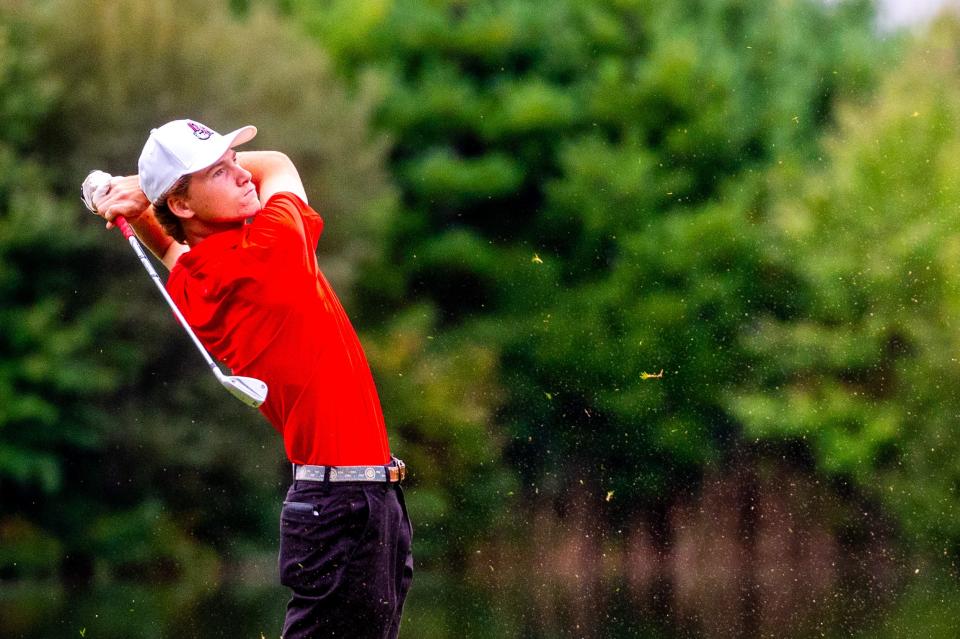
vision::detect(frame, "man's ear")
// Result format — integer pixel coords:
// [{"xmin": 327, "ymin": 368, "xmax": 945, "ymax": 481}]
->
[{"xmin": 167, "ymin": 194, "xmax": 195, "ymax": 220}]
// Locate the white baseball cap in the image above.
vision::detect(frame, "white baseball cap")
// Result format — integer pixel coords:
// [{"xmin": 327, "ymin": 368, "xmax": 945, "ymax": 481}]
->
[{"xmin": 138, "ymin": 119, "xmax": 257, "ymax": 204}]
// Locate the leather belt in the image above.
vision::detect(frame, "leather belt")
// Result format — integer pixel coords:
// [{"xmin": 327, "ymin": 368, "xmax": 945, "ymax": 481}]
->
[{"xmin": 293, "ymin": 457, "xmax": 406, "ymax": 483}]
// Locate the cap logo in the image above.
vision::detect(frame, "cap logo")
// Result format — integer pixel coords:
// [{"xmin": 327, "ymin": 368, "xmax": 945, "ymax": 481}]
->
[{"xmin": 187, "ymin": 121, "xmax": 213, "ymax": 140}]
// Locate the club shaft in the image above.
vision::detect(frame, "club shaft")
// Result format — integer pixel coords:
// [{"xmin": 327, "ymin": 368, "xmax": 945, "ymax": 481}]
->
[{"xmin": 119, "ymin": 218, "xmax": 221, "ymax": 377}]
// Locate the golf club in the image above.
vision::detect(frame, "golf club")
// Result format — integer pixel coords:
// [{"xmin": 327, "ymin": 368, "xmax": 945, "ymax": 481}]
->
[
  {"xmin": 81, "ymin": 170, "xmax": 268, "ymax": 408},
  {"xmin": 82, "ymin": 171, "xmax": 267, "ymax": 407},
  {"xmin": 112, "ymin": 215, "xmax": 268, "ymax": 407}
]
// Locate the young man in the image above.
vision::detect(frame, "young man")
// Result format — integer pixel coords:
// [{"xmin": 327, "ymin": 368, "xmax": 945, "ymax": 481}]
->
[{"xmin": 88, "ymin": 119, "xmax": 413, "ymax": 639}]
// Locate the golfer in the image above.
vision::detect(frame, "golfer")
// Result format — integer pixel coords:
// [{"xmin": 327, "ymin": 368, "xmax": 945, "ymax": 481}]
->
[{"xmin": 89, "ymin": 119, "xmax": 413, "ymax": 639}]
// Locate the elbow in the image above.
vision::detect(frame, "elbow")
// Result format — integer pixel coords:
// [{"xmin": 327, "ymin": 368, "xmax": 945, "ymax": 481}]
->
[
  {"xmin": 239, "ymin": 150, "xmax": 297, "ymax": 177},
  {"xmin": 265, "ymin": 151, "xmax": 295, "ymax": 171}
]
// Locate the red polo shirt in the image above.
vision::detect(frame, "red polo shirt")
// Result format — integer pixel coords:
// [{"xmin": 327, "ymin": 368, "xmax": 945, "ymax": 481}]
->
[{"xmin": 165, "ymin": 192, "xmax": 391, "ymax": 466}]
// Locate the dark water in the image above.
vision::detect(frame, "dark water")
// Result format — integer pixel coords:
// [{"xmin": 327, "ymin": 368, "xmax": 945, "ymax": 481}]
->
[
  {"xmin": 2, "ymin": 564, "xmax": 959, "ymax": 639},
  {"xmin": 4, "ymin": 463, "xmax": 958, "ymax": 638}
]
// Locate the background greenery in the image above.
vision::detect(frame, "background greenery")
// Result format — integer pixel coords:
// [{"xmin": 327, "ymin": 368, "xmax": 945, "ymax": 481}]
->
[{"xmin": 4, "ymin": 0, "xmax": 960, "ymax": 636}]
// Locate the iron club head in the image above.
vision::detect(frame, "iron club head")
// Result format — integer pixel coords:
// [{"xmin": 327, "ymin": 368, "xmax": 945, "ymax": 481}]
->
[{"xmin": 219, "ymin": 374, "xmax": 269, "ymax": 408}]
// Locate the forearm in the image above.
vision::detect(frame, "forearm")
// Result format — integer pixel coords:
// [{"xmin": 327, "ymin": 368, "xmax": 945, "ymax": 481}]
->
[{"xmin": 130, "ymin": 207, "xmax": 188, "ymax": 270}]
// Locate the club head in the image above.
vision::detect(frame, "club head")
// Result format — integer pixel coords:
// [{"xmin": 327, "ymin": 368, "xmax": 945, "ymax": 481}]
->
[{"xmin": 220, "ymin": 375, "xmax": 269, "ymax": 408}]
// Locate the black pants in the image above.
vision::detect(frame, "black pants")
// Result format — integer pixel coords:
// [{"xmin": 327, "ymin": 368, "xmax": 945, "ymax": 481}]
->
[{"xmin": 279, "ymin": 481, "xmax": 414, "ymax": 639}]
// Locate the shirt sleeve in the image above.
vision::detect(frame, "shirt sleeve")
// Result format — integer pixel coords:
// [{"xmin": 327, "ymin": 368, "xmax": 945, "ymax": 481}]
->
[{"xmin": 243, "ymin": 192, "xmax": 322, "ymax": 252}]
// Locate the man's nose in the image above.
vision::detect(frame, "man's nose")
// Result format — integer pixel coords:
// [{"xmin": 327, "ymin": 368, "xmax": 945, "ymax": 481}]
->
[{"xmin": 237, "ymin": 165, "xmax": 253, "ymax": 183}]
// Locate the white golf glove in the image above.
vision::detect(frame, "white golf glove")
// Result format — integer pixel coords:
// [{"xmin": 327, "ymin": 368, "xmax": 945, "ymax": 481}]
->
[{"xmin": 81, "ymin": 170, "xmax": 113, "ymax": 214}]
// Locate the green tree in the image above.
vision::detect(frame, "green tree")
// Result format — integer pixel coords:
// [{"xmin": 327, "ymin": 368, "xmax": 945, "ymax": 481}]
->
[
  {"xmin": 730, "ymin": 17, "xmax": 960, "ymax": 553},
  {"xmin": 284, "ymin": 0, "xmax": 890, "ymax": 534}
]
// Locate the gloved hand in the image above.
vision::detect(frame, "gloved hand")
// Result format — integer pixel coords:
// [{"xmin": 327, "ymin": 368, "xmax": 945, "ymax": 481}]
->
[{"xmin": 80, "ymin": 170, "xmax": 113, "ymax": 213}]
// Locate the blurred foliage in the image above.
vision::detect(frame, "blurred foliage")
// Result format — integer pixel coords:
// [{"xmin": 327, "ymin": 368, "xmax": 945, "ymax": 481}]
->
[
  {"xmin": 283, "ymin": 0, "xmax": 891, "ymax": 523},
  {"xmin": 730, "ymin": 17, "xmax": 960, "ymax": 554}
]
